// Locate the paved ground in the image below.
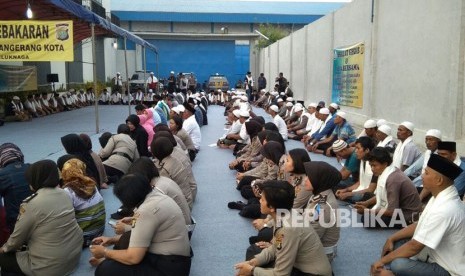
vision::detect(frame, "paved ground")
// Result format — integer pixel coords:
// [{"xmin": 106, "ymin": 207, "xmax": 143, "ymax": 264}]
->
[{"xmin": 0, "ymin": 104, "xmax": 396, "ymax": 276}]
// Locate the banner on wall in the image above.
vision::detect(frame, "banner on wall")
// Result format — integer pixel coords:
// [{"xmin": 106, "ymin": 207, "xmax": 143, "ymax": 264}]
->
[
  {"xmin": 331, "ymin": 42, "xmax": 364, "ymax": 108},
  {"xmin": 0, "ymin": 20, "xmax": 74, "ymax": 61},
  {"xmin": 0, "ymin": 65, "xmax": 38, "ymax": 93}
]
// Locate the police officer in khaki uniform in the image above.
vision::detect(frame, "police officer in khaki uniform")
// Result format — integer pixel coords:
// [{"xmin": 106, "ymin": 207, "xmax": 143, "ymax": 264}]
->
[
  {"xmin": 235, "ymin": 180, "xmax": 332, "ymax": 276},
  {"xmin": 91, "ymin": 174, "xmax": 191, "ymax": 276},
  {"xmin": 151, "ymin": 137, "xmax": 197, "ymax": 209},
  {"xmin": 0, "ymin": 160, "xmax": 83, "ymax": 276}
]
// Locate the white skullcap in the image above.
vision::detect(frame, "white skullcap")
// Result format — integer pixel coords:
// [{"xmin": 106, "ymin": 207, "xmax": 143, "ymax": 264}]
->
[
  {"xmin": 116, "ymin": 72, "xmax": 120, "ymax": 74},
  {"xmin": 277, "ymin": 98, "xmax": 283, "ymax": 103},
  {"xmin": 329, "ymin": 103, "xmax": 339, "ymax": 109},
  {"xmin": 150, "ymin": 72, "xmax": 154, "ymax": 75},
  {"xmin": 232, "ymin": 109, "xmax": 241, "ymax": 118},
  {"xmin": 280, "ymin": 92, "xmax": 285, "ymax": 96},
  {"xmin": 295, "ymin": 103, "xmax": 303, "ymax": 108},
  {"xmin": 241, "ymin": 96, "xmax": 248, "ymax": 102},
  {"xmin": 286, "ymin": 97, "xmax": 294, "ymax": 102},
  {"xmin": 336, "ymin": 111, "xmax": 347, "ymax": 120},
  {"xmin": 364, "ymin": 119, "xmax": 377, "ymax": 129},
  {"xmin": 400, "ymin": 121, "xmax": 415, "ymax": 132},
  {"xmin": 308, "ymin": 102, "xmax": 317, "ymax": 108},
  {"xmin": 239, "ymin": 110, "xmax": 250, "ymax": 117},
  {"xmin": 319, "ymin": 108, "xmax": 330, "ymax": 115},
  {"xmin": 177, "ymin": 105, "xmax": 185, "ymax": 113},
  {"xmin": 378, "ymin": 125, "xmax": 391, "ymax": 136},
  {"xmin": 426, "ymin": 129, "xmax": 442, "ymax": 140},
  {"xmin": 286, "ymin": 102, "xmax": 294, "ymax": 107},
  {"xmin": 148, "ymin": 89, "xmax": 153, "ymax": 93},
  {"xmin": 332, "ymin": 140, "xmax": 348, "ymax": 153},
  {"xmin": 170, "ymin": 71, "xmax": 174, "ymax": 74},
  {"xmin": 269, "ymin": 105, "xmax": 279, "ymax": 113},
  {"xmin": 260, "ymin": 89, "xmax": 266, "ymax": 93},
  {"xmin": 217, "ymin": 89, "xmax": 222, "ymax": 93},
  {"xmin": 294, "ymin": 106, "xmax": 303, "ymax": 113},
  {"xmin": 271, "ymin": 92, "xmax": 279, "ymax": 96},
  {"xmin": 377, "ymin": 119, "xmax": 387, "ymax": 127},
  {"xmin": 171, "ymin": 106, "xmax": 180, "ymax": 115},
  {"xmin": 13, "ymin": 96, "xmax": 20, "ymax": 100}
]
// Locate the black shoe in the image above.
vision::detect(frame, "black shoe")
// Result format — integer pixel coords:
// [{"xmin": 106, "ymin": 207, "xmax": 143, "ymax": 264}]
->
[{"xmin": 228, "ymin": 201, "xmax": 245, "ymax": 210}]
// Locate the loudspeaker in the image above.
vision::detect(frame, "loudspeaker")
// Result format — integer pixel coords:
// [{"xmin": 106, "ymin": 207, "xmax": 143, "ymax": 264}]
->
[{"xmin": 46, "ymin": 74, "xmax": 59, "ymax": 83}]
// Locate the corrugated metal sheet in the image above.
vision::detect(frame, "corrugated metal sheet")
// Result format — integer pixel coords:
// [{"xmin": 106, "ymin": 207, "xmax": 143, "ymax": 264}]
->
[
  {"xmin": 111, "ymin": 0, "xmax": 347, "ymax": 16},
  {"xmin": 113, "ymin": 11, "xmax": 323, "ymax": 24}
]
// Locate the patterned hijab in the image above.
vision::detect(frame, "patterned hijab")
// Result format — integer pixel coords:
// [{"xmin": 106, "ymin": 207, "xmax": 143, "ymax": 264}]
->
[
  {"xmin": 61, "ymin": 158, "xmax": 97, "ymax": 199},
  {"xmin": 0, "ymin": 143, "xmax": 24, "ymax": 168}
]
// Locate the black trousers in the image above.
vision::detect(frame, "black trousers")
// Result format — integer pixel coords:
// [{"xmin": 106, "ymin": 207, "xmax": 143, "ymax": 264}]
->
[
  {"xmin": 0, "ymin": 252, "xmax": 25, "ymax": 275},
  {"xmin": 95, "ymin": 252, "xmax": 191, "ymax": 276},
  {"xmin": 104, "ymin": 165, "xmax": 125, "ymax": 184}
]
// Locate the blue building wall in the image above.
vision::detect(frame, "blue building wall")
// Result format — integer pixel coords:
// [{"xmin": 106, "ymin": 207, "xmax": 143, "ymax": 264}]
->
[{"xmin": 145, "ymin": 39, "xmax": 249, "ymax": 90}]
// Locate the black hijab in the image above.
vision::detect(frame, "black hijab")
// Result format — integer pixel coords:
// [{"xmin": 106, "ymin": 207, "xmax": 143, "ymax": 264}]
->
[
  {"xmin": 25, "ymin": 160, "xmax": 60, "ymax": 191},
  {"xmin": 61, "ymin": 134, "xmax": 100, "ymax": 185},
  {"xmin": 126, "ymin": 114, "xmax": 140, "ymax": 127},
  {"xmin": 151, "ymin": 137, "xmax": 174, "ymax": 161},
  {"xmin": 264, "ymin": 122, "xmax": 279, "ymax": 132},
  {"xmin": 99, "ymin": 132, "xmax": 113, "ymax": 148},
  {"xmin": 251, "ymin": 116, "xmax": 265, "ymax": 127},
  {"xmin": 260, "ymin": 141, "xmax": 284, "ymax": 165},
  {"xmin": 153, "ymin": 131, "xmax": 177, "ymax": 147},
  {"xmin": 245, "ymin": 120, "xmax": 263, "ymax": 140},
  {"xmin": 304, "ymin": 161, "xmax": 341, "ymax": 195}
]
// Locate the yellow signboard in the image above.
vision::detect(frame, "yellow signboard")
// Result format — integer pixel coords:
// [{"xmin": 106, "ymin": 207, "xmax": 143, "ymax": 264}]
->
[{"xmin": 0, "ymin": 20, "xmax": 74, "ymax": 61}]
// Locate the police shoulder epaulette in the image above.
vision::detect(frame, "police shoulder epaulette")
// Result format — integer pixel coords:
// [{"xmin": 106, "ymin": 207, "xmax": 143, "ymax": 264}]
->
[{"xmin": 22, "ymin": 192, "xmax": 38, "ymax": 203}]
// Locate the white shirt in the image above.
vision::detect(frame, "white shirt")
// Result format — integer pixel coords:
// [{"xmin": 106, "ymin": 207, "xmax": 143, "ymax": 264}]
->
[
  {"xmin": 221, "ymin": 119, "xmax": 242, "ymax": 139},
  {"xmin": 239, "ymin": 120, "xmax": 250, "ymax": 144},
  {"xmin": 273, "ymin": 114, "xmax": 288, "ymax": 140},
  {"xmin": 413, "ymin": 185, "xmax": 465, "ymax": 276},
  {"xmin": 182, "ymin": 115, "xmax": 201, "ymax": 150}
]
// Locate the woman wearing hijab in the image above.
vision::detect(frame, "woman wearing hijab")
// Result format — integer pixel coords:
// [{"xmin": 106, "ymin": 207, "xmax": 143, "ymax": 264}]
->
[
  {"xmin": 90, "ymin": 174, "xmax": 191, "ymax": 276},
  {"xmin": 304, "ymin": 161, "xmax": 341, "ymax": 261},
  {"xmin": 61, "ymin": 158, "xmax": 106, "ymax": 247},
  {"xmin": 126, "ymin": 114, "xmax": 150, "ymax": 157},
  {"xmin": 151, "ymin": 137, "xmax": 196, "ymax": 209},
  {"xmin": 98, "ymin": 124, "xmax": 140, "ymax": 184},
  {"xmin": 0, "ymin": 143, "xmax": 31, "ymax": 238},
  {"xmin": 169, "ymin": 116, "xmax": 196, "ymax": 161},
  {"xmin": 229, "ymin": 120, "xmax": 264, "ymax": 172},
  {"xmin": 128, "ymin": 157, "xmax": 191, "ymax": 225},
  {"xmin": 229, "ymin": 141, "xmax": 285, "ymax": 218},
  {"xmin": 135, "ymin": 105, "xmax": 155, "ymax": 147},
  {"xmin": 154, "ymin": 130, "xmax": 189, "ymax": 161},
  {"xmin": 61, "ymin": 133, "xmax": 101, "ymax": 188},
  {"xmin": 80, "ymin": 133, "xmax": 109, "ymax": 189},
  {"xmin": 0, "ymin": 160, "xmax": 83, "ymax": 276},
  {"xmin": 249, "ymin": 148, "xmax": 312, "ymax": 246}
]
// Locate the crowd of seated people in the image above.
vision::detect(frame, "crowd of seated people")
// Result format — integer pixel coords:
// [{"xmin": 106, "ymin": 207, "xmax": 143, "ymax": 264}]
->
[
  {"xmin": 0, "ymin": 89, "xmax": 210, "ymax": 275},
  {"xmin": 1, "ymin": 77, "xmax": 465, "ymax": 276},
  {"xmin": 217, "ymin": 79, "xmax": 465, "ymax": 275}
]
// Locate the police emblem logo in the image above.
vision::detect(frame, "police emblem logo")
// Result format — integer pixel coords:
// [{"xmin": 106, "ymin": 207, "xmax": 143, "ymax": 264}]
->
[
  {"xmin": 56, "ymin": 23, "xmax": 69, "ymax": 41},
  {"xmin": 275, "ymin": 233, "xmax": 284, "ymax": 250}
]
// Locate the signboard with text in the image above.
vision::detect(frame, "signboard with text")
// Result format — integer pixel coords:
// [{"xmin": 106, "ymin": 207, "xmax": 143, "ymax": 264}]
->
[
  {"xmin": 0, "ymin": 20, "xmax": 74, "ymax": 61},
  {"xmin": 331, "ymin": 42, "xmax": 364, "ymax": 108}
]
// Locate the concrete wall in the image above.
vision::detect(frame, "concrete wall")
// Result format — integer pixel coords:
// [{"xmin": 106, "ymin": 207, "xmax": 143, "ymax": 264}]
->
[{"xmin": 258, "ymin": 0, "xmax": 465, "ymax": 151}]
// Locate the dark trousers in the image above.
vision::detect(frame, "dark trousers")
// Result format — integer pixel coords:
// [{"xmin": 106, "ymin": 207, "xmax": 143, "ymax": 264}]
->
[
  {"xmin": 95, "ymin": 253, "xmax": 191, "ymax": 276},
  {"xmin": 104, "ymin": 165, "xmax": 125, "ymax": 184},
  {"xmin": 0, "ymin": 252, "xmax": 25, "ymax": 275}
]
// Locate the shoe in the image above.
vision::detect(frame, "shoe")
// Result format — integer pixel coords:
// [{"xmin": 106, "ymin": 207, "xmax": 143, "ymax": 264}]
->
[{"xmin": 228, "ymin": 201, "xmax": 245, "ymax": 210}]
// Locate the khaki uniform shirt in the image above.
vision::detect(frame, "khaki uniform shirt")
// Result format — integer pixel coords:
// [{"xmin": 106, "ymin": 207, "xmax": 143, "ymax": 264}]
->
[
  {"xmin": 129, "ymin": 191, "xmax": 190, "ymax": 256},
  {"xmin": 99, "ymin": 134, "xmax": 140, "ymax": 174},
  {"xmin": 156, "ymin": 154, "xmax": 197, "ymax": 209},
  {"xmin": 244, "ymin": 158, "xmax": 278, "ymax": 180},
  {"xmin": 151, "ymin": 176, "xmax": 191, "ymax": 225},
  {"xmin": 237, "ymin": 136, "xmax": 262, "ymax": 163},
  {"xmin": 254, "ymin": 216, "xmax": 332, "ymax": 276},
  {"xmin": 306, "ymin": 190, "xmax": 340, "ymax": 247},
  {"xmin": 2, "ymin": 188, "xmax": 83, "ymax": 276}
]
